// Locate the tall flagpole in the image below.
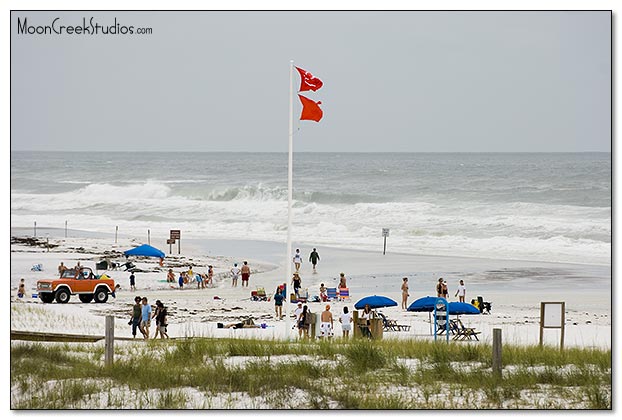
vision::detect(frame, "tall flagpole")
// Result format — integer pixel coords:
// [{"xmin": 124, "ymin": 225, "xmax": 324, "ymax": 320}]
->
[{"xmin": 286, "ymin": 60, "xmax": 294, "ymax": 337}]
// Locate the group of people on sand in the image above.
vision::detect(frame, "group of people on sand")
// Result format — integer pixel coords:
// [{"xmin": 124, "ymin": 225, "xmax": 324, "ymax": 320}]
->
[
  {"xmin": 129, "ymin": 296, "xmax": 169, "ymax": 340},
  {"xmin": 162, "ymin": 265, "xmax": 216, "ymax": 289},
  {"xmin": 292, "ymin": 302, "xmax": 353, "ymax": 340},
  {"xmin": 399, "ymin": 277, "xmax": 468, "ymax": 310}
]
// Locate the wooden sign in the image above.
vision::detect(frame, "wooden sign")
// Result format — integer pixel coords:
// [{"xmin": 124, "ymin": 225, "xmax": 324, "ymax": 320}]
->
[{"xmin": 170, "ymin": 230, "xmax": 181, "ymax": 240}]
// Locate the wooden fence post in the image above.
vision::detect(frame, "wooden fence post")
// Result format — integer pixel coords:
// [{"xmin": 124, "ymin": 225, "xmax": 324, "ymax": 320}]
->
[
  {"xmin": 105, "ymin": 316, "xmax": 114, "ymax": 367},
  {"xmin": 492, "ymin": 328, "xmax": 502, "ymax": 376}
]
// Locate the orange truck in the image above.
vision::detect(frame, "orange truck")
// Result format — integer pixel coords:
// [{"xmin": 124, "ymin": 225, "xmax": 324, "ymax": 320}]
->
[{"xmin": 36, "ymin": 267, "xmax": 117, "ymax": 304}]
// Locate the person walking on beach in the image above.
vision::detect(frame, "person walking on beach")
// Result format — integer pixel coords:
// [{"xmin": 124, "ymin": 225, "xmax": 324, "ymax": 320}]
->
[
  {"xmin": 401, "ymin": 277, "xmax": 409, "ymax": 310},
  {"xmin": 436, "ymin": 278, "xmax": 444, "ymax": 298},
  {"xmin": 141, "ymin": 297, "xmax": 152, "ymax": 340},
  {"xmin": 152, "ymin": 300, "xmax": 162, "ymax": 339},
  {"xmin": 274, "ymin": 287, "xmax": 284, "ymax": 319},
  {"xmin": 241, "ymin": 261, "xmax": 251, "ymax": 287},
  {"xmin": 153, "ymin": 300, "xmax": 169, "ymax": 339},
  {"xmin": 130, "ymin": 296, "xmax": 144, "ymax": 339},
  {"xmin": 292, "ymin": 272, "xmax": 302, "ymax": 298},
  {"xmin": 166, "ymin": 269, "xmax": 175, "ymax": 283},
  {"xmin": 293, "ymin": 249, "xmax": 302, "ymax": 272},
  {"xmin": 320, "ymin": 305, "xmax": 334, "ymax": 339},
  {"xmin": 309, "ymin": 248, "xmax": 320, "ymax": 273},
  {"xmin": 339, "ymin": 306, "xmax": 352, "ymax": 338},
  {"xmin": 442, "ymin": 280, "xmax": 448, "ymax": 298},
  {"xmin": 455, "ymin": 279, "xmax": 466, "ymax": 303},
  {"xmin": 129, "ymin": 272, "xmax": 136, "ymax": 291},
  {"xmin": 230, "ymin": 263, "xmax": 240, "ymax": 287},
  {"xmin": 339, "ymin": 273, "xmax": 347, "ymax": 289}
]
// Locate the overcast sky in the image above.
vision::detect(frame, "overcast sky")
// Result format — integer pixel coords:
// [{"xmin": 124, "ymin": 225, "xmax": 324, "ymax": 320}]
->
[{"xmin": 10, "ymin": 11, "xmax": 611, "ymax": 152}]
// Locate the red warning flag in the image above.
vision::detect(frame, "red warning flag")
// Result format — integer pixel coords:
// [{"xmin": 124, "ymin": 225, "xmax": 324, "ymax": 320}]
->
[
  {"xmin": 295, "ymin": 66, "xmax": 323, "ymax": 92},
  {"xmin": 298, "ymin": 94, "xmax": 323, "ymax": 122}
]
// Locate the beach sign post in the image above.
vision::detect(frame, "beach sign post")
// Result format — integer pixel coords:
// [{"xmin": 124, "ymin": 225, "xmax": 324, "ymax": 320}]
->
[
  {"xmin": 539, "ymin": 301, "xmax": 566, "ymax": 350},
  {"xmin": 170, "ymin": 230, "xmax": 181, "ymax": 254},
  {"xmin": 167, "ymin": 239, "xmax": 175, "ymax": 254},
  {"xmin": 382, "ymin": 228, "xmax": 390, "ymax": 255}
]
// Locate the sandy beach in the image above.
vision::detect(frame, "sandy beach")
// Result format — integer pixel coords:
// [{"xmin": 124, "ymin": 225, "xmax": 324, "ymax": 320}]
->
[{"xmin": 10, "ymin": 228, "xmax": 611, "ymax": 349}]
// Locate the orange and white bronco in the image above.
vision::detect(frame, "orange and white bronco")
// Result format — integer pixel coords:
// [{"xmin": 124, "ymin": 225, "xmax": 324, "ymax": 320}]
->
[{"xmin": 36, "ymin": 267, "xmax": 117, "ymax": 304}]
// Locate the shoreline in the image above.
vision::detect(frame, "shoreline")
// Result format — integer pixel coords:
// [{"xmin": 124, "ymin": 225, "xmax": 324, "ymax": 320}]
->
[{"xmin": 9, "ymin": 228, "xmax": 611, "ymax": 349}]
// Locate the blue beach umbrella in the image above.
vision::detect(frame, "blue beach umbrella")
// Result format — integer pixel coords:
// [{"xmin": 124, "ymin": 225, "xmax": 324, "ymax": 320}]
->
[
  {"xmin": 407, "ymin": 296, "xmax": 448, "ymax": 335},
  {"xmin": 407, "ymin": 296, "xmax": 438, "ymax": 312},
  {"xmin": 354, "ymin": 295, "xmax": 398, "ymax": 310},
  {"xmin": 448, "ymin": 302, "xmax": 480, "ymax": 315}
]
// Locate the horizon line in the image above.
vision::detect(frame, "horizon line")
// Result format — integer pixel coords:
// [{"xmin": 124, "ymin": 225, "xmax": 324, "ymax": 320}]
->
[{"xmin": 10, "ymin": 149, "xmax": 612, "ymax": 154}]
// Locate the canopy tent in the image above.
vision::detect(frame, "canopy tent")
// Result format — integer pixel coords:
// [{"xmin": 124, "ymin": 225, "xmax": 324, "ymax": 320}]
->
[{"xmin": 123, "ymin": 244, "xmax": 165, "ymax": 258}]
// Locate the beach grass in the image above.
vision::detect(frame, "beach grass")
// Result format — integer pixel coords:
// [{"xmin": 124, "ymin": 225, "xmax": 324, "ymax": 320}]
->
[{"xmin": 11, "ymin": 338, "xmax": 611, "ymax": 409}]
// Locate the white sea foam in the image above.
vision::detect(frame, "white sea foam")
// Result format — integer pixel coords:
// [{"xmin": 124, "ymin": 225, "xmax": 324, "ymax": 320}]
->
[{"xmin": 10, "ymin": 152, "xmax": 611, "ymax": 266}]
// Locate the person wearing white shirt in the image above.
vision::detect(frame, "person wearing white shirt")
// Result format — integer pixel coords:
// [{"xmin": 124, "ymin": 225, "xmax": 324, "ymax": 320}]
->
[
  {"xmin": 339, "ymin": 306, "xmax": 352, "ymax": 338},
  {"xmin": 455, "ymin": 279, "xmax": 466, "ymax": 303},
  {"xmin": 230, "ymin": 263, "xmax": 241, "ymax": 287}
]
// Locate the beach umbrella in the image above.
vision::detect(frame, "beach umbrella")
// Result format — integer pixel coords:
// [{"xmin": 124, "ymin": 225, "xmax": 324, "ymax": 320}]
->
[
  {"xmin": 407, "ymin": 296, "xmax": 438, "ymax": 312},
  {"xmin": 123, "ymin": 244, "xmax": 165, "ymax": 258},
  {"xmin": 354, "ymin": 295, "xmax": 398, "ymax": 310},
  {"xmin": 407, "ymin": 296, "xmax": 447, "ymax": 335},
  {"xmin": 448, "ymin": 302, "xmax": 480, "ymax": 315}
]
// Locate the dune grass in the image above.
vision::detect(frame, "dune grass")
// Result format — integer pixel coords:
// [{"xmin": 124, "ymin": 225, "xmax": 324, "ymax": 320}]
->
[{"xmin": 10, "ymin": 337, "xmax": 611, "ymax": 409}]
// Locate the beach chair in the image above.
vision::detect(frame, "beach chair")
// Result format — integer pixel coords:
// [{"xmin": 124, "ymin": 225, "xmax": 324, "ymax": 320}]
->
[
  {"xmin": 377, "ymin": 312, "xmax": 399, "ymax": 332},
  {"xmin": 31, "ymin": 264, "xmax": 43, "ymax": 271},
  {"xmin": 453, "ymin": 319, "xmax": 481, "ymax": 341},
  {"xmin": 326, "ymin": 288, "xmax": 338, "ymax": 301},
  {"xmin": 338, "ymin": 288, "xmax": 350, "ymax": 301}
]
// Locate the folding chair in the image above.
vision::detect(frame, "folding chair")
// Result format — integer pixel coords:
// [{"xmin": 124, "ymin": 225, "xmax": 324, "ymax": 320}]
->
[
  {"xmin": 453, "ymin": 319, "xmax": 481, "ymax": 341},
  {"xmin": 326, "ymin": 288, "xmax": 338, "ymax": 301},
  {"xmin": 338, "ymin": 288, "xmax": 350, "ymax": 301}
]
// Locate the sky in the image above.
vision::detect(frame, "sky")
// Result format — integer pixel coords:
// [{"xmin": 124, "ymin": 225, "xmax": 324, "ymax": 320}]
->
[{"xmin": 9, "ymin": 10, "xmax": 611, "ymax": 153}]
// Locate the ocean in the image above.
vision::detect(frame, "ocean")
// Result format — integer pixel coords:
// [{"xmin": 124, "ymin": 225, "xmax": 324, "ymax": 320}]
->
[{"xmin": 10, "ymin": 151, "xmax": 611, "ymax": 266}]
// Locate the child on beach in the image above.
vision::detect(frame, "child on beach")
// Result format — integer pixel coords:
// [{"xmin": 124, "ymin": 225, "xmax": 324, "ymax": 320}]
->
[
  {"xmin": 17, "ymin": 279, "xmax": 26, "ymax": 299},
  {"xmin": 319, "ymin": 283, "xmax": 327, "ymax": 302},
  {"xmin": 167, "ymin": 269, "xmax": 175, "ymax": 283},
  {"xmin": 178, "ymin": 272, "xmax": 184, "ymax": 289}
]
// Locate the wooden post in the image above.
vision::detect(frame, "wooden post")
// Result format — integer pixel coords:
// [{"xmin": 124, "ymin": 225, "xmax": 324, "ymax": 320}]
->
[
  {"xmin": 105, "ymin": 315, "xmax": 114, "ymax": 367},
  {"xmin": 34, "ymin": 221, "xmax": 37, "ymax": 237},
  {"xmin": 65, "ymin": 220, "xmax": 68, "ymax": 238},
  {"xmin": 115, "ymin": 226, "xmax": 118, "ymax": 244},
  {"xmin": 309, "ymin": 313, "xmax": 317, "ymax": 339},
  {"xmin": 352, "ymin": 310, "xmax": 361, "ymax": 338},
  {"xmin": 492, "ymin": 328, "xmax": 502, "ymax": 376}
]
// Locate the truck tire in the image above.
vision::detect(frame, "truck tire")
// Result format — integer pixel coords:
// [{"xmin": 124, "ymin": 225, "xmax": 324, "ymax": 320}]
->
[
  {"xmin": 55, "ymin": 288, "xmax": 71, "ymax": 304},
  {"xmin": 79, "ymin": 294, "xmax": 94, "ymax": 303},
  {"xmin": 40, "ymin": 293, "xmax": 55, "ymax": 303},
  {"xmin": 94, "ymin": 287, "xmax": 109, "ymax": 303}
]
